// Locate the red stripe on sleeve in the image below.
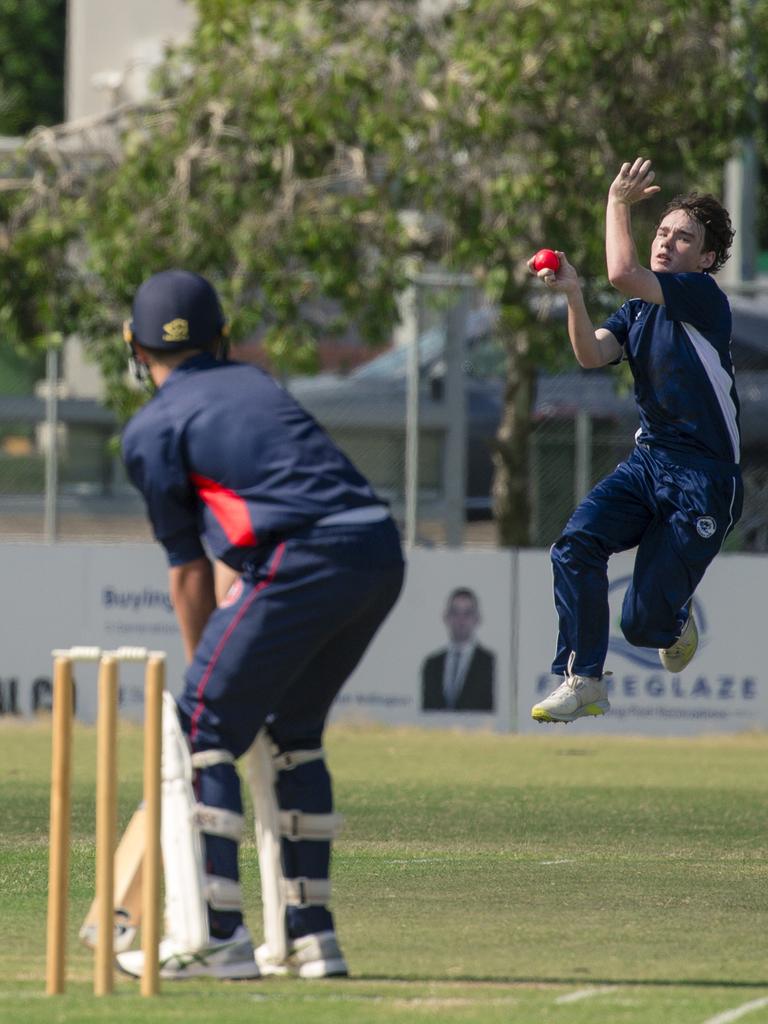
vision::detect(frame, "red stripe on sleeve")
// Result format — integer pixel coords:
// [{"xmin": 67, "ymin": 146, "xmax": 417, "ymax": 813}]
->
[{"xmin": 190, "ymin": 472, "xmax": 258, "ymax": 547}]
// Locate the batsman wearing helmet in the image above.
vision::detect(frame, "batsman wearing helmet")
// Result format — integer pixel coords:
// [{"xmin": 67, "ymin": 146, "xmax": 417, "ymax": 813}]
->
[{"xmin": 117, "ymin": 269, "xmax": 405, "ymax": 980}]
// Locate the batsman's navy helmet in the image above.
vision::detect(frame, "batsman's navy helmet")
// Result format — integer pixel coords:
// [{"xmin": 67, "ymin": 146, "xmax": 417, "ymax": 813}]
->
[{"xmin": 124, "ymin": 269, "xmax": 227, "ymax": 351}]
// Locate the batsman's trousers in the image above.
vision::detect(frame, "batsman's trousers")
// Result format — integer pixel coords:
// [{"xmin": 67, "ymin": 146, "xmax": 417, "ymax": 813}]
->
[
  {"xmin": 176, "ymin": 515, "xmax": 405, "ymax": 936},
  {"xmin": 550, "ymin": 443, "xmax": 742, "ymax": 678}
]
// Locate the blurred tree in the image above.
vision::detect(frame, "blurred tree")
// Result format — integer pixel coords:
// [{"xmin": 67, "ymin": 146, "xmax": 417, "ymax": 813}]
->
[
  {"xmin": 0, "ymin": 0, "xmax": 65, "ymax": 389},
  {"xmin": 396, "ymin": 0, "xmax": 766, "ymax": 543},
  {"xmin": 0, "ymin": 0, "xmax": 66, "ymax": 135},
  {"xmin": 0, "ymin": 0, "xmax": 765, "ymax": 541},
  {"xmin": 0, "ymin": 0, "xmax": 415, "ymax": 422}
]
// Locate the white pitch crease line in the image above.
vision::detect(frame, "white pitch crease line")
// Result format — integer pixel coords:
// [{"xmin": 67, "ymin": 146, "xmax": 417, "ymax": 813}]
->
[
  {"xmin": 702, "ymin": 996, "xmax": 768, "ymax": 1024},
  {"xmin": 555, "ymin": 988, "xmax": 613, "ymax": 1004},
  {"xmin": 388, "ymin": 858, "xmax": 445, "ymax": 864},
  {"xmin": 539, "ymin": 859, "xmax": 575, "ymax": 865}
]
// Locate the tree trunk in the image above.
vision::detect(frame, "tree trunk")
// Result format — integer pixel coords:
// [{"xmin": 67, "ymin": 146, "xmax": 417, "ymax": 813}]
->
[{"xmin": 491, "ymin": 328, "xmax": 536, "ymax": 547}]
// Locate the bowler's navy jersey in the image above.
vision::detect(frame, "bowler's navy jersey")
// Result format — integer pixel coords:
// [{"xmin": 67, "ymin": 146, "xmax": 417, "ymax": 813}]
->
[
  {"xmin": 122, "ymin": 354, "xmax": 385, "ymax": 569},
  {"xmin": 602, "ymin": 272, "xmax": 740, "ymax": 465}
]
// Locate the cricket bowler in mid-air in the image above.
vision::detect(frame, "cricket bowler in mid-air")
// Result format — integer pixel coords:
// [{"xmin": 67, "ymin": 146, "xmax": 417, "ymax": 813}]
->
[{"xmin": 529, "ymin": 157, "xmax": 741, "ymax": 725}]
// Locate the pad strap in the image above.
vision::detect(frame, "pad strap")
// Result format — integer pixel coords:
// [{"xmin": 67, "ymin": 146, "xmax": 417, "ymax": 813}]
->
[
  {"xmin": 205, "ymin": 875, "xmax": 243, "ymax": 912},
  {"xmin": 282, "ymin": 877, "xmax": 331, "ymax": 907},
  {"xmin": 191, "ymin": 749, "xmax": 236, "ymax": 769},
  {"xmin": 194, "ymin": 804, "xmax": 244, "ymax": 842},
  {"xmin": 279, "ymin": 810, "xmax": 345, "ymax": 841},
  {"xmin": 273, "ymin": 748, "xmax": 326, "ymax": 772}
]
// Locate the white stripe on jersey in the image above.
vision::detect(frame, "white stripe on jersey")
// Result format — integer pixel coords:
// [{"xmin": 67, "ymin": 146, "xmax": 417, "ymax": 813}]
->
[
  {"xmin": 681, "ymin": 322, "xmax": 740, "ymax": 463},
  {"xmin": 717, "ymin": 477, "xmax": 739, "ymax": 555}
]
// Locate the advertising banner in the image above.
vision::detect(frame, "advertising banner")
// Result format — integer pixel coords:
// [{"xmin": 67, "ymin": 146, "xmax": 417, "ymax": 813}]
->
[
  {"xmin": 516, "ymin": 549, "xmax": 767, "ymax": 736},
  {"xmin": 0, "ymin": 543, "xmax": 515, "ymax": 730},
  {"xmin": 0, "ymin": 543, "xmax": 185, "ymax": 722},
  {"xmin": 0, "ymin": 542, "xmax": 764, "ymax": 736},
  {"xmin": 330, "ymin": 546, "xmax": 515, "ymax": 732}
]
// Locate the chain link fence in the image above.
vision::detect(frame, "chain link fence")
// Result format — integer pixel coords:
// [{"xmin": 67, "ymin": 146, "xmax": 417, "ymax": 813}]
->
[{"xmin": 1, "ymin": 285, "xmax": 767, "ymax": 551}]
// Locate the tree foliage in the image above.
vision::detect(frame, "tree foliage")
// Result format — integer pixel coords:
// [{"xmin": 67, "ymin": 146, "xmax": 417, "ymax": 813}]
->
[
  {"xmin": 0, "ymin": 0, "xmax": 765, "ymax": 539},
  {"xmin": 0, "ymin": 0, "xmax": 65, "ymax": 135},
  {"xmin": 390, "ymin": 0, "xmax": 765, "ymax": 541}
]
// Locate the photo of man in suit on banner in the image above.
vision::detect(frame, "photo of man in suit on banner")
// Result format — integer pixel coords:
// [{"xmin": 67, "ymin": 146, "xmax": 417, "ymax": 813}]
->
[{"xmin": 421, "ymin": 587, "xmax": 496, "ymax": 712}]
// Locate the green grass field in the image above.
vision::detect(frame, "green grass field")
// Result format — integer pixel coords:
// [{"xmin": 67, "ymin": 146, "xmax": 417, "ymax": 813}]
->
[{"xmin": 1, "ymin": 719, "xmax": 767, "ymax": 1023}]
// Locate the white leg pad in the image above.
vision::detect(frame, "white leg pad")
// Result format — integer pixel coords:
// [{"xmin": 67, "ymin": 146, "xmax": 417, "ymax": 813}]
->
[
  {"xmin": 161, "ymin": 692, "xmax": 209, "ymax": 950},
  {"xmin": 245, "ymin": 734, "xmax": 340, "ymax": 964},
  {"xmin": 245, "ymin": 730, "xmax": 288, "ymax": 961}
]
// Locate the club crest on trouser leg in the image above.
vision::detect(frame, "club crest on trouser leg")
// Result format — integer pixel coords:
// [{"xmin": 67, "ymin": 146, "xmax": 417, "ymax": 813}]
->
[{"xmin": 695, "ymin": 516, "xmax": 717, "ymax": 539}]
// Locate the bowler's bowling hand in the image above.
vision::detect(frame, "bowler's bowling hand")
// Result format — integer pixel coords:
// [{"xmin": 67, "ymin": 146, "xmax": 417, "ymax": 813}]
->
[{"xmin": 527, "ymin": 251, "xmax": 579, "ymax": 293}]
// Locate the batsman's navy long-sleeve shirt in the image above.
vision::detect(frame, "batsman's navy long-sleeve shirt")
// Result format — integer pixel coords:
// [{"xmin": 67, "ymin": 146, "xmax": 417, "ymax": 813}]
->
[{"xmin": 122, "ymin": 354, "xmax": 385, "ymax": 569}]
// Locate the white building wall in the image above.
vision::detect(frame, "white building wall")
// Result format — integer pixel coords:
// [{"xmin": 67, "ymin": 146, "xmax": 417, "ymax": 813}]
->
[
  {"xmin": 66, "ymin": 0, "xmax": 196, "ymax": 121},
  {"xmin": 62, "ymin": 1, "xmax": 197, "ymax": 398}
]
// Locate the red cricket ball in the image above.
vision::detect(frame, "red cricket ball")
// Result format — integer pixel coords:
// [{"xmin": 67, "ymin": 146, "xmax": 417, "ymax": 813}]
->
[{"xmin": 532, "ymin": 248, "xmax": 560, "ymax": 273}]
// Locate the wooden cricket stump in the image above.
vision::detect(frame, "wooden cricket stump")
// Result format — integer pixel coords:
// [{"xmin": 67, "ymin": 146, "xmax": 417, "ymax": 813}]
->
[{"xmin": 45, "ymin": 647, "xmax": 165, "ymax": 997}]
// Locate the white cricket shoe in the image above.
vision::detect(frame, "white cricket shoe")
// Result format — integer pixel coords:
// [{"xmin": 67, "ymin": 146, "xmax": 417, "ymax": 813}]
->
[
  {"xmin": 531, "ymin": 656, "xmax": 610, "ymax": 724},
  {"xmin": 255, "ymin": 930, "xmax": 348, "ymax": 978},
  {"xmin": 117, "ymin": 925, "xmax": 260, "ymax": 980},
  {"xmin": 659, "ymin": 611, "xmax": 698, "ymax": 673},
  {"xmin": 79, "ymin": 908, "xmax": 136, "ymax": 953}
]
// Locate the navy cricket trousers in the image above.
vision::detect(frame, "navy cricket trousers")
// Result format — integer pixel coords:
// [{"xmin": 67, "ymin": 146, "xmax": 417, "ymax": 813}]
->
[
  {"xmin": 178, "ymin": 516, "xmax": 404, "ymax": 756},
  {"xmin": 175, "ymin": 516, "xmax": 405, "ymax": 938},
  {"xmin": 550, "ymin": 444, "xmax": 742, "ymax": 678}
]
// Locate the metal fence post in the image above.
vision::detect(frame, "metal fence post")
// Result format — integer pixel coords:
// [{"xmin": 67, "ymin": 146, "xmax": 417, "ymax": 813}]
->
[
  {"xmin": 404, "ymin": 282, "xmax": 424, "ymax": 549},
  {"xmin": 443, "ymin": 288, "xmax": 470, "ymax": 547},
  {"xmin": 44, "ymin": 346, "xmax": 60, "ymax": 543}
]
